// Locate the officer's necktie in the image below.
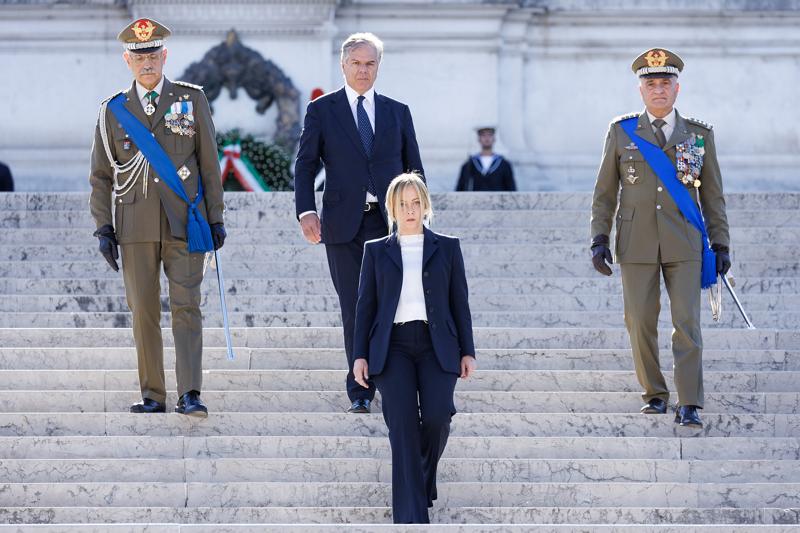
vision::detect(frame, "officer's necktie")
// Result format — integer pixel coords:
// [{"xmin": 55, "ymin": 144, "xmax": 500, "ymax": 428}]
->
[
  {"xmin": 652, "ymin": 118, "xmax": 667, "ymax": 148},
  {"xmin": 356, "ymin": 95, "xmax": 377, "ymax": 196}
]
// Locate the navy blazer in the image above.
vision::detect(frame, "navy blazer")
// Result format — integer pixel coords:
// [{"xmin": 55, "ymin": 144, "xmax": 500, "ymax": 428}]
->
[
  {"xmin": 294, "ymin": 87, "xmax": 424, "ymax": 245},
  {"xmin": 353, "ymin": 227, "xmax": 475, "ymax": 376}
]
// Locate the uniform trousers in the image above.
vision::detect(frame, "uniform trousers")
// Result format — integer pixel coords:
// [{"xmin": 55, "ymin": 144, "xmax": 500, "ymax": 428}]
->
[
  {"xmin": 620, "ymin": 258, "xmax": 704, "ymax": 408},
  {"xmin": 372, "ymin": 320, "xmax": 459, "ymax": 524},
  {"xmin": 324, "ymin": 207, "xmax": 386, "ymax": 402},
  {"xmin": 120, "ymin": 206, "xmax": 205, "ymax": 403}
]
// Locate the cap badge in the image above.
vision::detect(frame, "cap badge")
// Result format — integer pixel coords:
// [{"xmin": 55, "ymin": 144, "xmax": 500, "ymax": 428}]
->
[
  {"xmin": 645, "ymin": 50, "xmax": 669, "ymax": 68},
  {"xmin": 132, "ymin": 19, "xmax": 156, "ymax": 42}
]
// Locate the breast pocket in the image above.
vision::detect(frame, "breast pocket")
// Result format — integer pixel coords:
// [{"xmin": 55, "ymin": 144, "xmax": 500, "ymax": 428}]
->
[
  {"xmin": 111, "ymin": 125, "xmax": 136, "ymax": 162},
  {"xmin": 619, "ymin": 152, "xmax": 646, "ymax": 187}
]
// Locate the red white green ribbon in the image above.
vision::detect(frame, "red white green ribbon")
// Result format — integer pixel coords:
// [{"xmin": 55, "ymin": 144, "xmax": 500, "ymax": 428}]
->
[{"xmin": 219, "ymin": 143, "xmax": 271, "ymax": 191}]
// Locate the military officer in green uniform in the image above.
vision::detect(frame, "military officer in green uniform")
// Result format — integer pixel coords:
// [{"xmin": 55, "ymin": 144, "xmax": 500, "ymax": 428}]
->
[
  {"xmin": 89, "ymin": 18, "xmax": 226, "ymax": 417},
  {"xmin": 590, "ymin": 48, "xmax": 731, "ymax": 428}
]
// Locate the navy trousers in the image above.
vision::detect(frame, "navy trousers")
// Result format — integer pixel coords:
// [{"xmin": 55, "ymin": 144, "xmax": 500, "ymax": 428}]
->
[
  {"xmin": 324, "ymin": 207, "xmax": 386, "ymax": 402},
  {"xmin": 373, "ymin": 321, "xmax": 459, "ymax": 524}
]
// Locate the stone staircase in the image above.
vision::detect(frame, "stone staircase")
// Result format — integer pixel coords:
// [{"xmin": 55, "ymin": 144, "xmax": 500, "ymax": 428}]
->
[{"xmin": 0, "ymin": 191, "xmax": 798, "ymax": 532}]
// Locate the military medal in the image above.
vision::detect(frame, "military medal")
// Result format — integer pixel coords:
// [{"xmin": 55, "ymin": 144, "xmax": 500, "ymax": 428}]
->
[
  {"xmin": 122, "ymin": 139, "xmax": 132, "ymax": 151},
  {"xmin": 625, "ymin": 142, "xmax": 638, "ymax": 151},
  {"xmin": 144, "ymin": 103, "xmax": 155, "ymax": 116},
  {"xmin": 178, "ymin": 165, "xmax": 191, "ymax": 180},
  {"xmin": 165, "ymin": 100, "xmax": 195, "ymax": 136}
]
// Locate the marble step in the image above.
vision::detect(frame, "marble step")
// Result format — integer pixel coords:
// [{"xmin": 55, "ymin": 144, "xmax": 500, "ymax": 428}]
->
[
  {"xmin": 0, "ymin": 523, "xmax": 796, "ymax": 532},
  {"xmin": 1, "ymin": 259, "xmax": 796, "ymax": 279},
  {"xmin": 0, "ymin": 309, "xmax": 791, "ymax": 329},
  {"xmin": 3, "ymin": 369, "xmax": 798, "ymax": 393},
  {"xmin": 3, "ymin": 226, "xmax": 799, "ymax": 245},
  {"xmin": 3, "ymin": 435, "xmax": 800, "ymax": 461},
  {"xmin": 2, "ymin": 481, "xmax": 800, "ymax": 508},
  {"xmin": 5, "ymin": 191, "xmax": 796, "ymax": 211},
  {"xmin": 1, "ymin": 457, "xmax": 799, "ymax": 483},
  {"xmin": 2, "ymin": 347, "xmax": 796, "ymax": 372},
  {"xmin": 0, "ymin": 505, "xmax": 797, "ymax": 526},
  {"xmin": 5, "ymin": 276, "xmax": 798, "ymax": 296},
  {"xmin": 1, "ymin": 390, "xmax": 796, "ymax": 414},
  {"xmin": 1, "ymin": 244, "xmax": 795, "ymax": 262},
  {"xmin": 1, "ymin": 412, "xmax": 798, "ymax": 438},
  {"xmin": 1, "ymin": 327, "xmax": 794, "ymax": 350},
  {"xmin": 1, "ymin": 326, "xmax": 793, "ymax": 350},
  {"xmin": 2, "ymin": 208, "xmax": 796, "ymax": 229},
  {"xmin": 3, "ymin": 293, "xmax": 797, "ymax": 313}
]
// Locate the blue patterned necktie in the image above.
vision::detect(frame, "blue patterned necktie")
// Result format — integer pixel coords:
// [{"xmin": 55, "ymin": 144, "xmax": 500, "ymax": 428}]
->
[{"xmin": 356, "ymin": 95, "xmax": 377, "ymax": 196}]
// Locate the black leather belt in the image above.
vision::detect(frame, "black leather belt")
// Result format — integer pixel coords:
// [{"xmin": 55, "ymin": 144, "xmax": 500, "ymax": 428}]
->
[{"xmin": 364, "ymin": 202, "xmax": 380, "ymax": 212}]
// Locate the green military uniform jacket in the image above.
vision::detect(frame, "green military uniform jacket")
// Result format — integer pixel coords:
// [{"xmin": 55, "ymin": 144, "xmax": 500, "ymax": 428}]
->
[
  {"xmin": 591, "ymin": 109, "xmax": 729, "ymax": 264},
  {"xmin": 89, "ymin": 78, "xmax": 225, "ymax": 244}
]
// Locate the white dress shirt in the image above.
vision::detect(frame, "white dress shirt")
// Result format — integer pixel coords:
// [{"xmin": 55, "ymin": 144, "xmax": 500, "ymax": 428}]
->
[
  {"xmin": 394, "ymin": 233, "xmax": 428, "ymax": 324},
  {"xmin": 646, "ymin": 108, "xmax": 676, "ymax": 143},
  {"xmin": 299, "ymin": 83, "xmax": 379, "ymax": 220},
  {"xmin": 135, "ymin": 76, "xmax": 165, "ymax": 111}
]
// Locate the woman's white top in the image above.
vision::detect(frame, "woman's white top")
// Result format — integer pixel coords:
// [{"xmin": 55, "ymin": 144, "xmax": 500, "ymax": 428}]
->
[{"xmin": 393, "ymin": 233, "xmax": 428, "ymax": 324}]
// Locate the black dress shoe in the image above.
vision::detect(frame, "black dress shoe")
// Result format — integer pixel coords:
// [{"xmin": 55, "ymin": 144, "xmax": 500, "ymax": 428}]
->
[
  {"xmin": 130, "ymin": 398, "xmax": 166, "ymax": 414},
  {"xmin": 175, "ymin": 391, "xmax": 208, "ymax": 418},
  {"xmin": 640, "ymin": 397, "xmax": 668, "ymax": 414},
  {"xmin": 675, "ymin": 405, "xmax": 702, "ymax": 428},
  {"xmin": 347, "ymin": 399, "xmax": 371, "ymax": 414}
]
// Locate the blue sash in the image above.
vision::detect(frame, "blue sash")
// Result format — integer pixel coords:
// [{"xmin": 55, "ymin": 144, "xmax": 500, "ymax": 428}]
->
[
  {"xmin": 107, "ymin": 94, "xmax": 213, "ymax": 253},
  {"xmin": 619, "ymin": 117, "xmax": 717, "ymax": 289}
]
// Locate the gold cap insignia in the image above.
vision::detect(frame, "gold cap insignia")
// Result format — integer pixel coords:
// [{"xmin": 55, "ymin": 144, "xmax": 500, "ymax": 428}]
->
[
  {"xmin": 645, "ymin": 50, "xmax": 668, "ymax": 68},
  {"xmin": 132, "ymin": 19, "xmax": 156, "ymax": 42}
]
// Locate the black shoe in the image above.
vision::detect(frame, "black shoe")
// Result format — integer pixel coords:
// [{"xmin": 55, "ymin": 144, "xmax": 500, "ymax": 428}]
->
[
  {"xmin": 675, "ymin": 405, "xmax": 702, "ymax": 428},
  {"xmin": 175, "ymin": 391, "xmax": 208, "ymax": 418},
  {"xmin": 640, "ymin": 397, "xmax": 668, "ymax": 414},
  {"xmin": 129, "ymin": 398, "xmax": 166, "ymax": 413},
  {"xmin": 347, "ymin": 399, "xmax": 371, "ymax": 414}
]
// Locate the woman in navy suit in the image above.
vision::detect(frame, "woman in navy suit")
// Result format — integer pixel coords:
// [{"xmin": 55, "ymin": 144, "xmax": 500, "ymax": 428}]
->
[{"xmin": 352, "ymin": 172, "xmax": 476, "ymax": 523}]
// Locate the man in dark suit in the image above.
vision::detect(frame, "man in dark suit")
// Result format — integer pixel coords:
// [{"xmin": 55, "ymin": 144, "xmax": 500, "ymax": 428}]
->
[
  {"xmin": 294, "ymin": 32, "xmax": 424, "ymax": 413},
  {"xmin": 0, "ymin": 161, "xmax": 13, "ymax": 191},
  {"xmin": 455, "ymin": 126, "xmax": 516, "ymax": 191}
]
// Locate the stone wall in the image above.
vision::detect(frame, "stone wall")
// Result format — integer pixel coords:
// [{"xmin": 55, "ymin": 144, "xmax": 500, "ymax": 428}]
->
[{"xmin": 0, "ymin": 0, "xmax": 798, "ymax": 191}]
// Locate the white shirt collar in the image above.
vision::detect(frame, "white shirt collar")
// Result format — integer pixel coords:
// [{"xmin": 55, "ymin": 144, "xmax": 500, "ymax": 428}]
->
[
  {"xmin": 135, "ymin": 76, "xmax": 165, "ymax": 103},
  {"xmin": 646, "ymin": 108, "xmax": 676, "ymax": 128},
  {"xmin": 344, "ymin": 83, "xmax": 375, "ymax": 106}
]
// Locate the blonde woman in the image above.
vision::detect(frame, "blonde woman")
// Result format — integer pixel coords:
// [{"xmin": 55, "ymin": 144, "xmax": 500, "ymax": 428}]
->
[{"xmin": 352, "ymin": 172, "xmax": 476, "ymax": 523}]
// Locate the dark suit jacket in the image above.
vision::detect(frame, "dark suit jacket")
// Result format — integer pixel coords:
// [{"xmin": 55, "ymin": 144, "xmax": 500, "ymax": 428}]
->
[
  {"xmin": 456, "ymin": 154, "xmax": 516, "ymax": 191},
  {"xmin": 353, "ymin": 227, "xmax": 475, "ymax": 376},
  {"xmin": 294, "ymin": 87, "xmax": 424, "ymax": 244},
  {"xmin": 0, "ymin": 162, "xmax": 13, "ymax": 192}
]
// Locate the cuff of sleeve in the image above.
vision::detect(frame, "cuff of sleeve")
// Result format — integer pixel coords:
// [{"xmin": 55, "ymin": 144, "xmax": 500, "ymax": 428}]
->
[{"xmin": 299, "ymin": 210, "xmax": 317, "ymax": 220}]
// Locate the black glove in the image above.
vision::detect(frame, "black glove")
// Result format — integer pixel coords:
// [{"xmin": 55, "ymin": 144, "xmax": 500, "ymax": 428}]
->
[
  {"xmin": 591, "ymin": 234, "xmax": 613, "ymax": 276},
  {"xmin": 93, "ymin": 224, "xmax": 119, "ymax": 272},
  {"xmin": 711, "ymin": 243, "xmax": 731, "ymax": 276},
  {"xmin": 211, "ymin": 223, "xmax": 226, "ymax": 250}
]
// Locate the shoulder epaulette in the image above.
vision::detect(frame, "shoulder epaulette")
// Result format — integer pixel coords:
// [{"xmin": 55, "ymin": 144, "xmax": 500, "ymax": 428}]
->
[
  {"xmin": 685, "ymin": 116, "xmax": 712, "ymax": 130},
  {"xmin": 174, "ymin": 80, "xmax": 204, "ymax": 91},
  {"xmin": 100, "ymin": 90, "xmax": 125, "ymax": 105},
  {"xmin": 610, "ymin": 112, "xmax": 639, "ymax": 125}
]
